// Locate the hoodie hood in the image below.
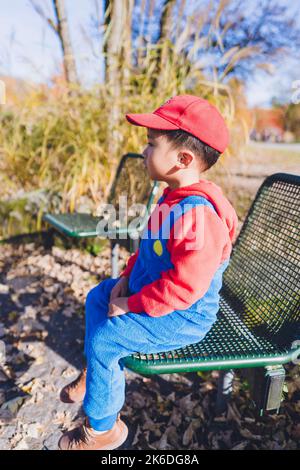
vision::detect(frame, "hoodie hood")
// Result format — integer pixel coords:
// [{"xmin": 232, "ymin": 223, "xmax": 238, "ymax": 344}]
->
[{"xmin": 161, "ymin": 179, "xmax": 238, "ymax": 242}]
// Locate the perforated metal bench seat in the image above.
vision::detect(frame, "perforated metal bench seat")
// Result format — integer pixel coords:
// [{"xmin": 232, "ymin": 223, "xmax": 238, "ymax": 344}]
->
[
  {"xmin": 43, "ymin": 153, "xmax": 159, "ymax": 239},
  {"xmin": 42, "ymin": 153, "xmax": 160, "ymax": 277},
  {"xmin": 43, "ymin": 212, "xmax": 140, "ymax": 238},
  {"xmin": 122, "ymin": 173, "xmax": 300, "ymax": 378},
  {"xmin": 121, "ymin": 293, "xmax": 300, "ymax": 375},
  {"xmin": 43, "ymin": 213, "xmax": 101, "ymax": 238}
]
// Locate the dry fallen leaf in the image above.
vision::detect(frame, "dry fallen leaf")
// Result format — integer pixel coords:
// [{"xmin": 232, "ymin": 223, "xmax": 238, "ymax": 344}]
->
[{"xmin": 1, "ymin": 241, "xmax": 300, "ymax": 450}]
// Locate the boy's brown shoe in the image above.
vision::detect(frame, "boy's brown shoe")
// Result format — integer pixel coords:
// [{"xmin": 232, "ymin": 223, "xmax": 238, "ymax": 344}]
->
[
  {"xmin": 60, "ymin": 368, "xmax": 87, "ymax": 403},
  {"xmin": 58, "ymin": 414, "xmax": 128, "ymax": 450}
]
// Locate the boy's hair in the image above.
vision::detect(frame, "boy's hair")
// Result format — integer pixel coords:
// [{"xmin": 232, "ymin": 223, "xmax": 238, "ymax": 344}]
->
[{"xmin": 153, "ymin": 129, "xmax": 221, "ymax": 171}]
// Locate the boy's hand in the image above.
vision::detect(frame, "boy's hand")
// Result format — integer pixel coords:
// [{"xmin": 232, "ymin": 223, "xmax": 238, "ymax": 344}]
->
[
  {"xmin": 110, "ymin": 276, "xmax": 129, "ymax": 302},
  {"xmin": 108, "ymin": 297, "xmax": 129, "ymax": 317}
]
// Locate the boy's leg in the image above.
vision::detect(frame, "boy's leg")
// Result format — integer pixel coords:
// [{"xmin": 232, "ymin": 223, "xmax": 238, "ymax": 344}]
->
[
  {"xmin": 84, "ymin": 277, "xmax": 120, "ymax": 358},
  {"xmin": 83, "ymin": 306, "xmax": 211, "ymax": 429},
  {"xmin": 60, "ymin": 277, "xmax": 120, "ymax": 404}
]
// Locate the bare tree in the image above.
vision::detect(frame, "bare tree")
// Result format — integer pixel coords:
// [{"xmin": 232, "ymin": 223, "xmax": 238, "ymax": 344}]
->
[
  {"xmin": 30, "ymin": 0, "xmax": 79, "ymax": 84},
  {"xmin": 158, "ymin": 0, "xmax": 176, "ymax": 43},
  {"xmin": 156, "ymin": 0, "xmax": 177, "ymax": 85},
  {"xmin": 52, "ymin": 0, "xmax": 79, "ymax": 84},
  {"xmin": 102, "ymin": 0, "xmax": 134, "ymax": 196},
  {"xmin": 135, "ymin": 0, "xmax": 156, "ymax": 67},
  {"xmin": 103, "ymin": 0, "xmax": 134, "ymax": 86},
  {"xmin": 130, "ymin": 0, "xmax": 300, "ymax": 85}
]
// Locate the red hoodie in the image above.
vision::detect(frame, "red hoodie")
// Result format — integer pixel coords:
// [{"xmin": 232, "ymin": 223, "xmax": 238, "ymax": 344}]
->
[{"xmin": 121, "ymin": 179, "xmax": 238, "ymax": 317}]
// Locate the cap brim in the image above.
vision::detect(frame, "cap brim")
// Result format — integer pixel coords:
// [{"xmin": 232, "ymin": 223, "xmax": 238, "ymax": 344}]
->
[{"xmin": 125, "ymin": 112, "xmax": 179, "ymax": 130}]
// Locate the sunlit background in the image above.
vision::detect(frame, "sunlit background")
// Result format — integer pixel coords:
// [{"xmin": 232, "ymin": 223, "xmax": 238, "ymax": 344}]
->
[{"xmin": 0, "ymin": 0, "xmax": 299, "ymax": 236}]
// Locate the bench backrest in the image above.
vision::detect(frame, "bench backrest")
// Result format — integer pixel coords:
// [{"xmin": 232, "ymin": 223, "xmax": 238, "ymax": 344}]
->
[
  {"xmin": 222, "ymin": 173, "xmax": 300, "ymax": 347},
  {"xmin": 107, "ymin": 153, "xmax": 159, "ymax": 229}
]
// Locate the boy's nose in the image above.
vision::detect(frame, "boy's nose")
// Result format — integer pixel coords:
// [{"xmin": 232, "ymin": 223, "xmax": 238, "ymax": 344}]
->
[{"xmin": 142, "ymin": 154, "xmax": 147, "ymax": 167}]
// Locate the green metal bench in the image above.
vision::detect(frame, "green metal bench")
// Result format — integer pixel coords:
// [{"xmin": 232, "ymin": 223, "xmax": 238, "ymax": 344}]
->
[
  {"xmin": 43, "ymin": 153, "xmax": 159, "ymax": 278},
  {"xmin": 121, "ymin": 173, "xmax": 300, "ymax": 415}
]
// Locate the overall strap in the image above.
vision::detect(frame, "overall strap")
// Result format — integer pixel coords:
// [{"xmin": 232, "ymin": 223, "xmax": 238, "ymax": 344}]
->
[
  {"xmin": 154, "ymin": 195, "xmax": 217, "ymax": 239},
  {"xmin": 177, "ymin": 195, "xmax": 217, "ymax": 213}
]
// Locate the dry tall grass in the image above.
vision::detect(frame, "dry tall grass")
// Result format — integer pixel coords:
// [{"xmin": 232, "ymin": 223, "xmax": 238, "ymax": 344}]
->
[{"xmin": 0, "ymin": 37, "xmax": 250, "ymax": 238}]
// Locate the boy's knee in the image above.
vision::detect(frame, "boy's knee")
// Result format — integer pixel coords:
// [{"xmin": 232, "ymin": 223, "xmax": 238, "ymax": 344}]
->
[
  {"xmin": 89, "ymin": 321, "xmax": 114, "ymax": 354},
  {"xmin": 85, "ymin": 285, "xmax": 99, "ymax": 311},
  {"xmin": 85, "ymin": 279, "xmax": 109, "ymax": 308}
]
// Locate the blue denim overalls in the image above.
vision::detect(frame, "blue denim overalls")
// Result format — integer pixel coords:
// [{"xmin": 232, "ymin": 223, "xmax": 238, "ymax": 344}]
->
[{"xmin": 83, "ymin": 196, "xmax": 229, "ymax": 430}]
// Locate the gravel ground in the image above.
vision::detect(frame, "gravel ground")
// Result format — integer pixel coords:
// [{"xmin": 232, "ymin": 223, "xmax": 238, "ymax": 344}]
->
[{"xmin": 0, "ymin": 241, "xmax": 299, "ymax": 450}]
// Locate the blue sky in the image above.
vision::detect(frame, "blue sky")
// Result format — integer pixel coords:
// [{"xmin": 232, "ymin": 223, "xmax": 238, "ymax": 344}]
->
[{"xmin": 0, "ymin": 0, "xmax": 299, "ymax": 107}]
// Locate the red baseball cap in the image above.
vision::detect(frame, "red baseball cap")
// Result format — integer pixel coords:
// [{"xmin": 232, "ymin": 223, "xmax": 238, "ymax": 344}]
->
[{"xmin": 125, "ymin": 94, "xmax": 229, "ymax": 153}]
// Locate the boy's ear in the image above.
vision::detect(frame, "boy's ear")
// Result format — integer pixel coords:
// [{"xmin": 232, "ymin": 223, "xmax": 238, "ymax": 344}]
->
[{"xmin": 177, "ymin": 151, "xmax": 194, "ymax": 168}]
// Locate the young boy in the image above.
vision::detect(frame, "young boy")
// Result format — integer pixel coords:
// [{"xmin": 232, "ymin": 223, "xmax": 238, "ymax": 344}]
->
[{"xmin": 58, "ymin": 95, "xmax": 238, "ymax": 450}]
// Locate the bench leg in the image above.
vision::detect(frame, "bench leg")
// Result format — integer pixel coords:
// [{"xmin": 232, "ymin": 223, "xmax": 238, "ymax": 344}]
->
[
  {"xmin": 132, "ymin": 236, "xmax": 140, "ymax": 252},
  {"xmin": 244, "ymin": 365, "xmax": 286, "ymax": 416},
  {"xmin": 44, "ymin": 228, "xmax": 55, "ymax": 250},
  {"xmin": 111, "ymin": 242, "xmax": 119, "ymax": 279},
  {"xmin": 216, "ymin": 369, "xmax": 234, "ymax": 414},
  {"xmin": 129, "ymin": 235, "xmax": 140, "ymax": 253}
]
